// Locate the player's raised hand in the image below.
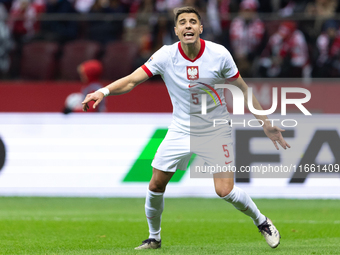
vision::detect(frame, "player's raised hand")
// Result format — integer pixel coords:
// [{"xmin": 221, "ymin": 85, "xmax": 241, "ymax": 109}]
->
[
  {"xmin": 263, "ymin": 125, "xmax": 291, "ymax": 150},
  {"xmin": 82, "ymin": 91, "xmax": 104, "ymax": 112}
]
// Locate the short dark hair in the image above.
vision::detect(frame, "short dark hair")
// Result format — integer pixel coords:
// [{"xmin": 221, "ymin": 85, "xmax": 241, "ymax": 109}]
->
[{"xmin": 174, "ymin": 6, "xmax": 201, "ymax": 24}]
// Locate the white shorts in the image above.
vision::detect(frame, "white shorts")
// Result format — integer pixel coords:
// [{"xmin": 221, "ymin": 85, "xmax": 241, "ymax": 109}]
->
[{"xmin": 151, "ymin": 128, "xmax": 234, "ymax": 172}]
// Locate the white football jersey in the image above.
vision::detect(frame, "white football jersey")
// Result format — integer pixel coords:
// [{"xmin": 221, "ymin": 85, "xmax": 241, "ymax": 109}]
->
[{"xmin": 142, "ymin": 39, "xmax": 239, "ymax": 134}]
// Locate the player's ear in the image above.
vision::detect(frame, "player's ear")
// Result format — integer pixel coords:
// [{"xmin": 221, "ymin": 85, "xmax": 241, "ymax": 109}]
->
[
  {"xmin": 200, "ymin": 25, "xmax": 203, "ymax": 34},
  {"xmin": 174, "ymin": 26, "xmax": 178, "ymax": 36}
]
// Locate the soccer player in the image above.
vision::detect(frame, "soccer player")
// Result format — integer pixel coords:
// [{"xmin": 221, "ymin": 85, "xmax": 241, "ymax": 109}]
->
[{"xmin": 82, "ymin": 6, "xmax": 290, "ymax": 250}]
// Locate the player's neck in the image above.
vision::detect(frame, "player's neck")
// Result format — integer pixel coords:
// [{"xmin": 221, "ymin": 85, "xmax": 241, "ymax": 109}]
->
[{"xmin": 181, "ymin": 39, "xmax": 201, "ymax": 60}]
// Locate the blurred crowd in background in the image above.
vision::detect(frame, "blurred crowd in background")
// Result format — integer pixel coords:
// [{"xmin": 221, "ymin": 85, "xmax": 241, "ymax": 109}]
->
[{"xmin": 1, "ymin": 0, "xmax": 340, "ymax": 80}]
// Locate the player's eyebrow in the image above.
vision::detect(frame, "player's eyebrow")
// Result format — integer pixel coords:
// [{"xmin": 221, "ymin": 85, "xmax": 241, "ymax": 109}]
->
[{"xmin": 178, "ymin": 17, "xmax": 198, "ymax": 24}]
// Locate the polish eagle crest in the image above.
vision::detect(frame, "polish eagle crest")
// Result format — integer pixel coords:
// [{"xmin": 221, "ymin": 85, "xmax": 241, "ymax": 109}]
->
[{"xmin": 187, "ymin": 66, "xmax": 199, "ymax": 80}]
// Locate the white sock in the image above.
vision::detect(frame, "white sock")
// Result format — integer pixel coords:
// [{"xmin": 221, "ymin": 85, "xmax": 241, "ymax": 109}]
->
[
  {"xmin": 145, "ymin": 189, "xmax": 164, "ymax": 241},
  {"xmin": 222, "ymin": 186, "xmax": 266, "ymax": 226}
]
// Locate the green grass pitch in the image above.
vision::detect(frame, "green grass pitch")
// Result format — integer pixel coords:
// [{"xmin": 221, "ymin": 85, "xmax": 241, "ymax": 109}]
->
[{"xmin": 0, "ymin": 197, "xmax": 339, "ymax": 254}]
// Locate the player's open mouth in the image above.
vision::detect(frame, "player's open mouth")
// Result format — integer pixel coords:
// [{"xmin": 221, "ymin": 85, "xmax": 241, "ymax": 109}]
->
[{"xmin": 184, "ymin": 32, "xmax": 194, "ymax": 39}]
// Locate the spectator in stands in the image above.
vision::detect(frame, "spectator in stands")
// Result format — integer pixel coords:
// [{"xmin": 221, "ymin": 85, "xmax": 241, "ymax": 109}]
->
[
  {"xmin": 0, "ymin": 3, "xmax": 14, "ymax": 78},
  {"xmin": 40, "ymin": 0, "xmax": 78, "ymax": 44},
  {"xmin": 206, "ymin": 0, "xmax": 222, "ymax": 41},
  {"xmin": 8, "ymin": 0, "xmax": 45, "ymax": 44},
  {"xmin": 74, "ymin": 0, "xmax": 96, "ymax": 13},
  {"xmin": 301, "ymin": 0, "xmax": 339, "ymax": 44},
  {"xmin": 235, "ymin": 0, "xmax": 274, "ymax": 12},
  {"xmin": 154, "ymin": 0, "xmax": 183, "ymax": 13},
  {"xmin": 277, "ymin": 0, "xmax": 309, "ymax": 17},
  {"xmin": 7, "ymin": 0, "xmax": 44, "ymax": 78},
  {"xmin": 229, "ymin": 0, "xmax": 266, "ymax": 77},
  {"xmin": 135, "ymin": 0, "xmax": 157, "ymax": 26},
  {"xmin": 208, "ymin": 0, "xmax": 237, "ymax": 49},
  {"xmin": 151, "ymin": 12, "xmax": 175, "ymax": 51},
  {"xmin": 63, "ymin": 59, "xmax": 106, "ymax": 113},
  {"xmin": 306, "ymin": 0, "xmax": 339, "ymax": 17},
  {"xmin": 259, "ymin": 21, "xmax": 310, "ymax": 78},
  {"xmin": 183, "ymin": 0, "xmax": 206, "ymax": 12},
  {"xmin": 88, "ymin": 0, "xmax": 125, "ymax": 44},
  {"xmin": 124, "ymin": 0, "xmax": 156, "ymax": 66},
  {"xmin": 314, "ymin": 19, "xmax": 340, "ymax": 77}
]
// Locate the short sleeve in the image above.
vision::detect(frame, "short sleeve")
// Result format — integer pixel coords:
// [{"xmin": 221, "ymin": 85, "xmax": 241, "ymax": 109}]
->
[
  {"xmin": 141, "ymin": 46, "xmax": 168, "ymax": 77},
  {"xmin": 221, "ymin": 49, "xmax": 239, "ymax": 81}
]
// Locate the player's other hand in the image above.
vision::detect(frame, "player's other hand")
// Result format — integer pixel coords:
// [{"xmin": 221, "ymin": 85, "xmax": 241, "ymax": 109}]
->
[
  {"xmin": 82, "ymin": 91, "xmax": 104, "ymax": 112},
  {"xmin": 263, "ymin": 125, "xmax": 291, "ymax": 150}
]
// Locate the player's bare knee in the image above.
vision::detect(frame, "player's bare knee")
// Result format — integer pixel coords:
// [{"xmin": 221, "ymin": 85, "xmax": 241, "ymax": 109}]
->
[
  {"xmin": 215, "ymin": 185, "xmax": 234, "ymax": 198},
  {"xmin": 149, "ymin": 180, "xmax": 167, "ymax": 193}
]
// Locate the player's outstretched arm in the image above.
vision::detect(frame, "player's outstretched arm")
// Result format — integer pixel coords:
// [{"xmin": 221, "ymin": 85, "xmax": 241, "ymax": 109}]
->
[
  {"xmin": 230, "ymin": 75, "xmax": 291, "ymax": 150},
  {"xmin": 82, "ymin": 67, "xmax": 149, "ymax": 111}
]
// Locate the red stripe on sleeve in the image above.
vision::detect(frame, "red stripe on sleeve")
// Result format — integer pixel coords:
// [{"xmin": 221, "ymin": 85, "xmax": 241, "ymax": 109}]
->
[
  {"xmin": 227, "ymin": 71, "xmax": 240, "ymax": 82},
  {"xmin": 141, "ymin": 64, "xmax": 153, "ymax": 78}
]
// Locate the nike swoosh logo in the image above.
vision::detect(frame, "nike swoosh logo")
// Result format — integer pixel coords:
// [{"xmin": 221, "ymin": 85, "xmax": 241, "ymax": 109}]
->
[
  {"xmin": 188, "ymin": 84, "xmax": 198, "ymax": 88},
  {"xmin": 225, "ymin": 161, "xmax": 233, "ymax": 165},
  {"xmin": 146, "ymin": 216, "xmax": 155, "ymax": 219}
]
